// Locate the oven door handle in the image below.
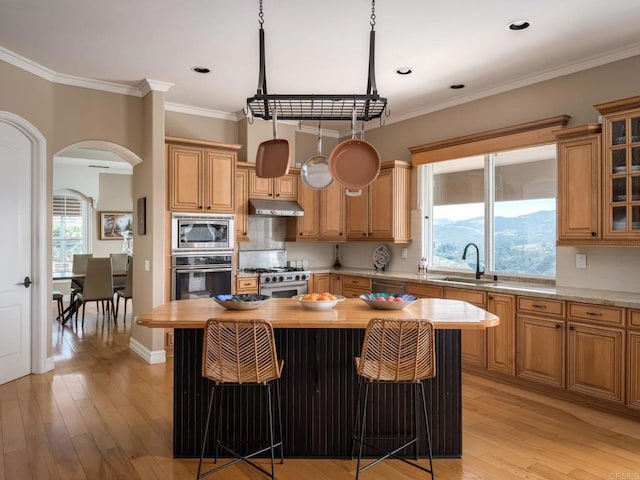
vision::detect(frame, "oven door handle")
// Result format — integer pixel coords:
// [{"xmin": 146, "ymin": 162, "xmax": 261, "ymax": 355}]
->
[{"xmin": 174, "ymin": 268, "xmax": 232, "ymax": 274}]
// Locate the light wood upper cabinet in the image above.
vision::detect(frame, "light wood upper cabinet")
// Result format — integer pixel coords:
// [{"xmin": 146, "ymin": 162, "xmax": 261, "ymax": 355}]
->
[
  {"xmin": 595, "ymin": 96, "xmax": 640, "ymax": 242},
  {"xmin": 487, "ymin": 293, "xmax": 516, "ymax": 375},
  {"xmin": 345, "ymin": 161, "xmax": 411, "ymax": 243},
  {"xmin": 319, "ymin": 181, "xmax": 345, "ymax": 241},
  {"xmin": 287, "ymin": 177, "xmax": 319, "ymax": 241},
  {"xmin": 555, "ymin": 125, "xmax": 601, "ymax": 244},
  {"xmin": 166, "ymin": 137, "xmax": 240, "ymax": 213},
  {"xmin": 567, "ymin": 322, "xmax": 624, "ymax": 402},
  {"xmin": 249, "ymin": 170, "xmax": 297, "ymax": 200},
  {"xmin": 235, "ymin": 168, "xmax": 249, "ymax": 241}
]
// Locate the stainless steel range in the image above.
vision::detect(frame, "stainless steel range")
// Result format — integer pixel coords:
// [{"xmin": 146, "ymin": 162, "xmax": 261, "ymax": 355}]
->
[
  {"xmin": 238, "ymin": 249, "xmax": 309, "ymax": 298},
  {"xmin": 243, "ymin": 267, "xmax": 310, "ymax": 298}
]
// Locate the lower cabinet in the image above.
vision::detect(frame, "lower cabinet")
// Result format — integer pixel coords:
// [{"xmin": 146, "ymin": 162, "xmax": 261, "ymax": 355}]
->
[
  {"xmin": 567, "ymin": 322, "xmax": 625, "ymax": 403},
  {"xmin": 444, "ymin": 287, "xmax": 486, "ymax": 368},
  {"xmin": 330, "ymin": 274, "xmax": 342, "ymax": 296},
  {"xmin": 486, "ymin": 293, "xmax": 516, "ymax": 375},
  {"xmin": 342, "ymin": 275, "xmax": 371, "ymax": 298},
  {"xmin": 235, "ymin": 276, "xmax": 258, "ymax": 295},
  {"xmin": 406, "ymin": 283, "xmax": 442, "ymax": 298},
  {"xmin": 516, "ymin": 314, "xmax": 565, "ymax": 387},
  {"xmin": 312, "ymin": 273, "xmax": 330, "ymax": 294},
  {"xmin": 629, "ymin": 331, "xmax": 640, "ymax": 409}
]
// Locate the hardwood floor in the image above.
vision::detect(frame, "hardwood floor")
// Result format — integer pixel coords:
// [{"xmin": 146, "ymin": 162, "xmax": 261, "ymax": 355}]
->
[{"xmin": 0, "ymin": 304, "xmax": 638, "ymax": 479}]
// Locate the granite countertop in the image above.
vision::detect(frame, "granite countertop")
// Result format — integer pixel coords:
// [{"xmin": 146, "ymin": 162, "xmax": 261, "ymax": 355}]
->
[{"xmin": 307, "ymin": 267, "xmax": 640, "ymax": 309}]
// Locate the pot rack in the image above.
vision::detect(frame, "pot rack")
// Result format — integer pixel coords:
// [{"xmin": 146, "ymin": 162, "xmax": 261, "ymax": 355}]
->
[{"xmin": 245, "ymin": 0, "xmax": 388, "ymax": 125}]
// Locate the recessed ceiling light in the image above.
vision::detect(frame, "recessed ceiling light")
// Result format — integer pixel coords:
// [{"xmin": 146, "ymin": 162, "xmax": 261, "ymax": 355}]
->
[
  {"xmin": 450, "ymin": 84, "xmax": 465, "ymax": 90},
  {"xmin": 395, "ymin": 67, "xmax": 412, "ymax": 75},
  {"xmin": 507, "ymin": 20, "xmax": 530, "ymax": 31},
  {"xmin": 191, "ymin": 67, "xmax": 211, "ymax": 74}
]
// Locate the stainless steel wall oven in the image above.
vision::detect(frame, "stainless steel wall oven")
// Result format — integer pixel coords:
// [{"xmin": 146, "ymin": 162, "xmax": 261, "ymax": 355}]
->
[{"xmin": 171, "ymin": 252, "xmax": 233, "ymax": 300}]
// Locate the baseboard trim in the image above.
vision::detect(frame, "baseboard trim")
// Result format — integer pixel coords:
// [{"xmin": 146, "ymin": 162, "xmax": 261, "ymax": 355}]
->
[{"xmin": 129, "ymin": 337, "xmax": 166, "ymax": 364}]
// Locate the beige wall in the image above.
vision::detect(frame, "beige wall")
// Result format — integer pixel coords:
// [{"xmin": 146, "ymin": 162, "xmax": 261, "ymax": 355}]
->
[
  {"xmin": 165, "ymin": 110, "xmax": 238, "ymax": 145},
  {"xmin": 1, "ymin": 59, "xmax": 153, "ymax": 360}
]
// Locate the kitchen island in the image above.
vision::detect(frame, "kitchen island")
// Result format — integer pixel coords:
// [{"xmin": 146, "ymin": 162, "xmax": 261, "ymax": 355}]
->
[{"xmin": 136, "ymin": 297, "xmax": 498, "ymax": 459}]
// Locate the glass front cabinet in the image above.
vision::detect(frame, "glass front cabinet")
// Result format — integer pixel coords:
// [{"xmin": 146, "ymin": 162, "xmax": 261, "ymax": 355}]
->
[{"xmin": 596, "ymin": 96, "xmax": 640, "ymax": 240}]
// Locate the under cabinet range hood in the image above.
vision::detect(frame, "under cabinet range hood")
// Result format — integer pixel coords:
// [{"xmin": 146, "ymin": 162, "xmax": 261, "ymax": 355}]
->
[{"xmin": 248, "ymin": 198, "xmax": 304, "ymax": 217}]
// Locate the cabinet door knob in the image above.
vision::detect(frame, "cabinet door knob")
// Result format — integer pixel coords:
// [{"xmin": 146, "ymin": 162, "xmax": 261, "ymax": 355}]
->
[
  {"xmin": 276, "ymin": 193, "xmax": 280, "ymax": 197},
  {"xmin": 555, "ymin": 324, "xmax": 561, "ymax": 329},
  {"xmin": 569, "ymin": 325, "xmax": 575, "ymax": 331},
  {"xmin": 591, "ymin": 231, "xmax": 597, "ymax": 237}
]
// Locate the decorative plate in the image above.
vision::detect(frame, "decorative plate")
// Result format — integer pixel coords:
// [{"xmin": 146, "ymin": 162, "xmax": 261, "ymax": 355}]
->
[
  {"xmin": 360, "ymin": 293, "xmax": 417, "ymax": 310},
  {"xmin": 373, "ymin": 245, "xmax": 390, "ymax": 270}
]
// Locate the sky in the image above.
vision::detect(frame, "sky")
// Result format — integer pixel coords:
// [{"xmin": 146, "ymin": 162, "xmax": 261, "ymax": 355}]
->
[{"xmin": 433, "ymin": 198, "xmax": 556, "ymax": 222}]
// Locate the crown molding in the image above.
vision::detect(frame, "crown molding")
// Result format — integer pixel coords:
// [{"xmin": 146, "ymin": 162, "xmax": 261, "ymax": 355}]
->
[
  {"xmin": 139, "ymin": 79, "xmax": 174, "ymax": 96},
  {"xmin": 164, "ymin": 102, "xmax": 240, "ymax": 121},
  {"xmin": 0, "ymin": 46, "xmax": 56, "ymax": 81}
]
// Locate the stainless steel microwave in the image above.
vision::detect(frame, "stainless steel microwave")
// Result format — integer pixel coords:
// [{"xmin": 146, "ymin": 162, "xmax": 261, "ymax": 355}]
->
[{"xmin": 171, "ymin": 213, "xmax": 234, "ymax": 252}]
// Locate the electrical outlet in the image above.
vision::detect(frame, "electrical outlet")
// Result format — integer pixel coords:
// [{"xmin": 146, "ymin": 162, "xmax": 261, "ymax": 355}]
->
[
  {"xmin": 575, "ymin": 254, "xmax": 587, "ymax": 269},
  {"xmin": 401, "ymin": 247, "xmax": 408, "ymax": 259},
  {"xmin": 144, "ymin": 259, "xmax": 151, "ymax": 271}
]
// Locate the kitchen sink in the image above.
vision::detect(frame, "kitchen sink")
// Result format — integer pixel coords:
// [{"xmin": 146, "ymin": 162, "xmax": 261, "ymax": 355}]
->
[{"xmin": 440, "ymin": 276, "xmax": 499, "ymax": 285}]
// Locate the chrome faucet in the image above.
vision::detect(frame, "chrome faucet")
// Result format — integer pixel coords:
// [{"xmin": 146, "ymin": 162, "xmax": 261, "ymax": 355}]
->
[{"xmin": 462, "ymin": 243, "xmax": 485, "ymax": 279}]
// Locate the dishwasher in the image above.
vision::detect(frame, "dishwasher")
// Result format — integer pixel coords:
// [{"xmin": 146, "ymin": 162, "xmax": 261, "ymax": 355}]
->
[{"xmin": 371, "ymin": 278, "xmax": 406, "ymax": 294}]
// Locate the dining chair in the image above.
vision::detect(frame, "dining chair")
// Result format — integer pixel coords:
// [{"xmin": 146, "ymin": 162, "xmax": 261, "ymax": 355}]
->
[
  {"xmin": 114, "ymin": 263, "xmax": 133, "ymax": 323},
  {"xmin": 75, "ymin": 257, "xmax": 115, "ymax": 328},
  {"xmin": 352, "ymin": 318, "xmax": 435, "ymax": 480},
  {"xmin": 110, "ymin": 252, "xmax": 129, "ymax": 291},
  {"xmin": 197, "ymin": 318, "xmax": 284, "ymax": 480},
  {"xmin": 70, "ymin": 253, "xmax": 93, "ymax": 304}
]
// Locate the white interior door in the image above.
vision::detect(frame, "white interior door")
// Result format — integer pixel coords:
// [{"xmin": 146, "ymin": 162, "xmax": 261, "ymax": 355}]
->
[{"xmin": 0, "ymin": 121, "xmax": 32, "ymax": 384}]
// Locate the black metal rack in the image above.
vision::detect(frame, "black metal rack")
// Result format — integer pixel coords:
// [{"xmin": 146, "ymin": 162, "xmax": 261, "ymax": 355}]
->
[{"xmin": 245, "ymin": 1, "xmax": 388, "ymax": 124}]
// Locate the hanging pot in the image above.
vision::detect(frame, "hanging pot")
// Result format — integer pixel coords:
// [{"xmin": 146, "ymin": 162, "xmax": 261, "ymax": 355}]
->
[
  {"xmin": 300, "ymin": 124, "xmax": 333, "ymax": 190},
  {"xmin": 328, "ymin": 109, "xmax": 380, "ymax": 196},
  {"xmin": 256, "ymin": 109, "xmax": 290, "ymax": 178}
]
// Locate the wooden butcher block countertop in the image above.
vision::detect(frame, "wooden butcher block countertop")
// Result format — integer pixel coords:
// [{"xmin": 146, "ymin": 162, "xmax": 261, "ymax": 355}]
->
[{"xmin": 136, "ymin": 297, "xmax": 499, "ymax": 330}]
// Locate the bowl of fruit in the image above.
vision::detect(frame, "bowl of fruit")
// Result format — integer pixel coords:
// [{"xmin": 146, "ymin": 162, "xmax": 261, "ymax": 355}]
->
[
  {"xmin": 359, "ymin": 293, "xmax": 417, "ymax": 310},
  {"xmin": 212, "ymin": 294, "xmax": 270, "ymax": 310},
  {"xmin": 292, "ymin": 292, "xmax": 346, "ymax": 310}
]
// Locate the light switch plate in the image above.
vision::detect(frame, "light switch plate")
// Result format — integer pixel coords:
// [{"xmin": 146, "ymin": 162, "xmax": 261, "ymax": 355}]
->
[
  {"xmin": 575, "ymin": 254, "xmax": 587, "ymax": 269},
  {"xmin": 144, "ymin": 259, "xmax": 150, "ymax": 271},
  {"xmin": 401, "ymin": 247, "xmax": 408, "ymax": 259}
]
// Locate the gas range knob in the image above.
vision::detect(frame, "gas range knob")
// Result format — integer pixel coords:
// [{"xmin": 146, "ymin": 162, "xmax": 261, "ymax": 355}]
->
[
  {"xmin": 278, "ymin": 276, "xmax": 284, "ymax": 282},
  {"xmin": 264, "ymin": 277, "xmax": 271, "ymax": 283},
  {"xmin": 300, "ymin": 274, "xmax": 307, "ymax": 281},
  {"xmin": 295, "ymin": 274, "xmax": 300, "ymax": 281},
  {"xmin": 270, "ymin": 276, "xmax": 278, "ymax": 283}
]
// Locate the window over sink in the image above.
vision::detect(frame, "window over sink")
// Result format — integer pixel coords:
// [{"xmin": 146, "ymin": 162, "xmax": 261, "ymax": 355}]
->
[{"xmin": 420, "ymin": 144, "xmax": 557, "ymax": 278}]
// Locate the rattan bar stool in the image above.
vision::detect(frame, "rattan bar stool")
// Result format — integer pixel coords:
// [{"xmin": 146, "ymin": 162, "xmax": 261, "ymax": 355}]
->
[
  {"xmin": 197, "ymin": 319, "xmax": 284, "ymax": 480},
  {"xmin": 352, "ymin": 318, "xmax": 435, "ymax": 479}
]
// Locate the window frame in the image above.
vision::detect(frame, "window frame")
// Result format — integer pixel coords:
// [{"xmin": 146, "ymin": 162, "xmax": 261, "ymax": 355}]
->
[
  {"xmin": 421, "ymin": 146, "xmax": 557, "ymax": 279},
  {"xmin": 52, "ymin": 189, "xmax": 92, "ymax": 272}
]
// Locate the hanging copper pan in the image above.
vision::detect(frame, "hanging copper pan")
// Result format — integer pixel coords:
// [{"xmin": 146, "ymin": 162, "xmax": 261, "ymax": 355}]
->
[
  {"xmin": 256, "ymin": 109, "xmax": 290, "ymax": 178},
  {"xmin": 328, "ymin": 110, "xmax": 380, "ymax": 195}
]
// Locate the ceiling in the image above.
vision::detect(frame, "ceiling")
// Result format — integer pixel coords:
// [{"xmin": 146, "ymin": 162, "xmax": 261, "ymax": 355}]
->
[{"xmin": 2, "ymin": 0, "xmax": 640, "ymax": 132}]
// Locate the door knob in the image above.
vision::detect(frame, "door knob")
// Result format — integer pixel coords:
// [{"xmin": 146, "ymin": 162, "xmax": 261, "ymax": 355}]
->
[{"xmin": 17, "ymin": 276, "xmax": 32, "ymax": 288}]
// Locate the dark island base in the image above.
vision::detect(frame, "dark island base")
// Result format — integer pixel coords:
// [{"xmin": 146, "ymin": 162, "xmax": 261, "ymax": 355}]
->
[{"xmin": 173, "ymin": 328, "xmax": 462, "ymax": 458}]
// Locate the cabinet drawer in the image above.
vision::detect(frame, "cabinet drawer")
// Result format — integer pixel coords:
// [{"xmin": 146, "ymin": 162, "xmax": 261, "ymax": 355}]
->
[
  {"xmin": 443, "ymin": 287, "xmax": 486, "ymax": 307},
  {"xmin": 406, "ymin": 283, "xmax": 443, "ymax": 299},
  {"xmin": 342, "ymin": 275, "xmax": 371, "ymax": 289},
  {"xmin": 342, "ymin": 285, "xmax": 371, "ymax": 298},
  {"xmin": 236, "ymin": 276, "xmax": 259, "ymax": 293},
  {"xmin": 629, "ymin": 310, "xmax": 640, "ymax": 330},
  {"xmin": 568, "ymin": 302, "xmax": 624, "ymax": 327},
  {"xmin": 518, "ymin": 297, "xmax": 565, "ymax": 317}
]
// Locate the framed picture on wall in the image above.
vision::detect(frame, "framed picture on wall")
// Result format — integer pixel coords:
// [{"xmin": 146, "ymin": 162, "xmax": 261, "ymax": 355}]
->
[{"xmin": 100, "ymin": 211, "xmax": 133, "ymax": 240}]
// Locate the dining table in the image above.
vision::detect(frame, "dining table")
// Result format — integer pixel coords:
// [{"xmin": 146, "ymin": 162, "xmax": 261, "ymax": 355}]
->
[
  {"xmin": 136, "ymin": 297, "xmax": 499, "ymax": 459},
  {"xmin": 53, "ymin": 270, "xmax": 128, "ymax": 324}
]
